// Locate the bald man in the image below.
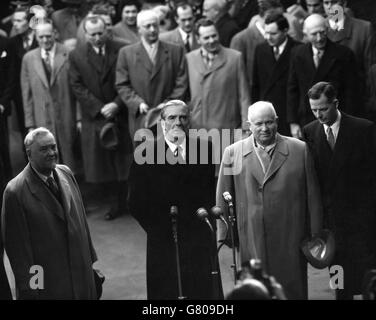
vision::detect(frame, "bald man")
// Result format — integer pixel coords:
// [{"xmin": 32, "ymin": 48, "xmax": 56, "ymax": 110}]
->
[
  {"xmin": 216, "ymin": 101, "xmax": 323, "ymax": 299},
  {"xmin": 116, "ymin": 10, "xmax": 188, "ymax": 140},
  {"xmin": 287, "ymin": 13, "xmax": 359, "ymax": 138}
]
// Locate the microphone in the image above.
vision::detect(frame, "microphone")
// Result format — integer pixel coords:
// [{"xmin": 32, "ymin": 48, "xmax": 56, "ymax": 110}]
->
[
  {"xmin": 196, "ymin": 208, "xmax": 214, "ymax": 233},
  {"xmin": 211, "ymin": 205, "xmax": 228, "ymax": 226},
  {"xmin": 222, "ymin": 191, "xmax": 234, "ymax": 207}
]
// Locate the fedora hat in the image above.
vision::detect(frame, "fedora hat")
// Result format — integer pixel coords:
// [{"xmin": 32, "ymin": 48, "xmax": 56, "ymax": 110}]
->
[
  {"xmin": 301, "ymin": 229, "xmax": 335, "ymax": 269},
  {"xmin": 99, "ymin": 121, "xmax": 119, "ymax": 150}
]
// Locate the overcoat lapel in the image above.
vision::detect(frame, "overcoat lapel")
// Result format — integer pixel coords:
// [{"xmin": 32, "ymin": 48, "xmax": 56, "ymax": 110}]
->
[
  {"xmin": 313, "ymin": 42, "xmax": 336, "ymax": 83},
  {"xmin": 136, "ymin": 43, "xmax": 153, "ymax": 74},
  {"xmin": 242, "ymin": 136, "xmax": 264, "ymax": 186},
  {"xmin": 203, "ymin": 47, "xmax": 226, "ymax": 77},
  {"xmin": 55, "ymin": 168, "xmax": 72, "ymax": 215},
  {"xmin": 50, "ymin": 44, "xmax": 67, "ymax": 86},
  {"xmin": 25, "ymin": 164, "xmax": 66, "ymax": 221},
  {"xmin": 102, "ymin": 42, "xmax": 119, "ymax": 80},
  {"xmin": 33, "ymin": 49, "xmax": 49, "ymax": 88},
  {"xmin": 151, "ymin": 42, "xmax": 169, "ymax": 80},
  {"xmin": 87, "ymin": 44, "xmax": 104, "ymax": 75},
  {"xmin": 264, "ymin": 134, "xmax": 288, "ymax": 184}
]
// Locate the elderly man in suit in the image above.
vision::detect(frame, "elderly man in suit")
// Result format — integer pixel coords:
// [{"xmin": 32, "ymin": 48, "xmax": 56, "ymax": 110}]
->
[
  {"xmin": 160, "ymin": 2, "xmax": 199, "ymax": 52},
  {"xmin": 252, "ymin": 12, "xmax": 300, "ymax": 135},
  {"xmin": 323, "ymin": 0, "xmax": 375, "ymax": 117},
  {"xmin": 129, "ymin": 100, "xmax": 216, "ymax": 299},
  {"xmin": 21, "ymin": 19, "xmax": 78, "ymax": 172},
  {"xmin": 69, "ymin": 16, "xmax": 133, "ymax": 221},
  {"xmin": 112, "ymin": 0, "xmax": 141, "ymax": 46},
  {"xmin": 203, "ymin": 0, "xmax": 239, "ymax": 47},
  {"xmin": 216, "ymin": 101, "xmax": 323, "ymax": 299},
  {"xmin": 186, "ymin": 18, "xmax": 250, "ymax": 134},
  {"xmin": 116, "ymin": 9, "xmax": 188, "ymax": 140},
  {"xmin": 1, "ymin": 128, "xmax": 98, "ymax": 300},
  {"xmin": 303, "ymin": 81, "xmax": 376, "ymax": 299},
  {"xmin": 287, "ymin": 14, "xmax": 359, "ymax": 139}
]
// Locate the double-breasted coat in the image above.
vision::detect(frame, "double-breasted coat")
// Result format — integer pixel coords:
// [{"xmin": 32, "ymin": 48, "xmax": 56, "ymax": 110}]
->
[
  {"xmin": 21, "ymin": 43, "xmax": 78, "ymax": 172},
  {"xmin": 1, "ymin": 164, "xmax": 98, "ymax": 299},
  {"xmin": 216, "ymin": 134, "xmax": 323, "ymax": 299}
]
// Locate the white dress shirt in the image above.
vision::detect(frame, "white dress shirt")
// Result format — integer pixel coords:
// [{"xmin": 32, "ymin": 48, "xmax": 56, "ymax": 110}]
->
[
  {"xmin": 41, "ymin": 43, "xmax": 56, "ymax": 67},
  {"xmin": 323, "ymin": 110, "xmax": 342, "ymax": 143},
  {"xmin": 165, "ymin": 136, "xmax": 186, "ymax": 161}
]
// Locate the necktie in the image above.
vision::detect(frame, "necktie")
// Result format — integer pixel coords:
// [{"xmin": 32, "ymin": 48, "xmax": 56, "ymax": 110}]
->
[
  {"xmin": 185, "ymin": 34, "xmax": 191, "ymax": 52},
  {"xmin": 313, "ymin": 50, "xmax": 322, "ymax": 68},
  {"xmin": 174, "ymin": 145, "xmax": 185, "ymax": 163},
  {"xmin": 23, "ymin": 36, "xmax": 30, "ymax": 50},
  {"xmin": 98, "ymin": 46, "xmax": 104, "ymax": 56},
  {"xmin": 46, "ymin": 176, "xmax": 60, "ymax": 200},
  {"xmin": 273, "ymin": 46, "xmax": 279, "ymax": 61},
  {"xmin": 327, "ymin": 127, "xmax": 335, "ymax": 150},
  {"xmin": 44, "ymin": 50, "xmax": 52, "ymax": 78}
]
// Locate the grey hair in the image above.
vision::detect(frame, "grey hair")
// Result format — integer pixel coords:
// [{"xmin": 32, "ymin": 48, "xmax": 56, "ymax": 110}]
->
[
  {"xmin": 248, "ymin": 101, "xmax": 278, "ymax": 123},
  {"xmin": 160, "ymin": 100, "xmax": 190, "ymax": 120},
  {"xmin": 137, "ymin": 10, "xmax": 160, "ymax": 28},
  {"xmin": 24, "ymin": 127, "xmax": 52, "ymax": 153}
]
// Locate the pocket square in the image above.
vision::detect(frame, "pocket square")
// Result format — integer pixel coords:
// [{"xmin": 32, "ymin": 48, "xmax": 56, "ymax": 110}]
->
[{"xmin": 1, "ymin": 50, "xmax": 7, "ymax": 58}]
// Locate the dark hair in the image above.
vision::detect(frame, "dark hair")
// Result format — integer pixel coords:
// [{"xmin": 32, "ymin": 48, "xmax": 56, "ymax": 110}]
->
[
  {"xmin": 307, "ymin": 82, "xmax": 338, "ymax": 103},
  {"xmin": 173, "ymin": 1, "xmax": 193, "ymax": 18},
  {"xmin": 194, "ymin": 18, "xmax": 215, "ymax": 36},
  {"xmin": 14, "ymin": 6, "xmax": 32, "ymax": 21},
  {"xmin": 265, "ymin": 12, "xmax": 289, "ymax": 31},
  {"xmin": 121, "ymin": 0, "xmax": 142, "ymax": 12}
]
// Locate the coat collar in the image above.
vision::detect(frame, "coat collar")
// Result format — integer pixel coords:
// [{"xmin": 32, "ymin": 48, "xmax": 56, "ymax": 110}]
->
[
  {"xmin": 242, "ymin": 134, "xmax": 289, "ymax": 185},
  {"xmin": 24, "ymin": 164, "xmax": 69, "ymax": 221},
  {"xmin": 50, "ymin": 43, "xmax": 68, "ymax": 86}
]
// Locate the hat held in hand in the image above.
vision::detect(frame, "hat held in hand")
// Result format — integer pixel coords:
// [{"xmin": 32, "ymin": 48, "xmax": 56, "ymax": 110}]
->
[
  {"xmin": 301, "ymin": 229, "xmax": 335, "ymax": 269},
  {"xmin": 99, "ymin": 121, "xmax": 119, "ymax": 150}
]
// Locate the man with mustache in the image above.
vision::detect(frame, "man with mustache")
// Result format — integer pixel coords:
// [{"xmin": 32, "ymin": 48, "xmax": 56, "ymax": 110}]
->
[
  {"xmin": 1, "ymin": 128, "xmax": 99, "ymax": 299},
  {"xmin": 128, "ymin": 100, "xmax": 216, "ymax": 299}
]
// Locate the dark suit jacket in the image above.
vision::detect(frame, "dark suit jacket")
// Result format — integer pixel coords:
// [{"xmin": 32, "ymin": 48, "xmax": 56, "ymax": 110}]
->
[
  {"xmin": 69, "ymin": 40, "xmax": 133, "ymax": 183},
  {"xmin": 216, "ymin": 13, "xmax": 240, "ymax": 48},
  {"xmin": 8, "ymin": 33, "xmax": 38, "ymax": 136},
  {"xmin": 287, "ymin": 40, "xmax": 360, "ymax": 126},
  {"xmin": 1, "ymin": 164, "xmax": 98, "ymax": 299},
  {"xmin": 252, "ymin": 37, "xmax": 300, "ymax": 135},
  {"xmin": 159, "ymin": 27, "xmax": 199, "ymax": 52},
  {"xmin": 303, "ymin": 113, "xmax": 376, "ymax": 294},
  {"xmin": 129, "ymin": 137, "xmax": 216, "ymax": 299}
]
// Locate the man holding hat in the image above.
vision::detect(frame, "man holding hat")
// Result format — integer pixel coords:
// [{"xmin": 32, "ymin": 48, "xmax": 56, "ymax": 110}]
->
[
  {"xmin": 69, "ymin": 15, "xmax": 133, "ymax": 220},
  {"xmin": 303, "ymin": 81, "xmax": 376, "ymax": 299}
]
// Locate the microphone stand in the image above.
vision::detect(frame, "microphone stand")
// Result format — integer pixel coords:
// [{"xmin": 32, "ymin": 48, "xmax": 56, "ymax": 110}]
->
[
  {"xmin": 170, "ymin": 206, "xmax": 186, "ymax": 300},
  {"xmin": 196, "ymin": 208, "xmax": 224, "ymax": 300},
  {"xmin": 225, "ymin": 200, "xmax": 238, "ymax": 284}
]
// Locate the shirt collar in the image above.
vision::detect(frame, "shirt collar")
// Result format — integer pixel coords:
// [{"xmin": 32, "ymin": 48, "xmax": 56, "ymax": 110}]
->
[
  {"xmin": 41, "ymin": 43, "xmax": 56, "ymax": 58},
  {"xmin": 275, "ymin": 37, "xmax": 288, "ymax": 55},
  {"xmin": 31, "ymin": 165, "xmax": 54, "ymax": 183},
  {"xmin": 164, "ymin": 136, "xmax": 186, "ymax": 159},
  {"xmin": 312, "ymin": 45, "xmax": 324, "ymax": 56},
  {"xmin": 178, "ymin": 27, "xmax": 190, "ymax": 42},
  {"xmin": 253, "ymin": 136, "xmax": 277, "ymax": 153},
  {"xmin": 323, "ymin": 110, "xmax": 342, "ymax": 139},
  {"xmin": 91, "ymin": 44, "xmax": 105, "ymax": 55},
  {"xmin": 141, "ymin": 38, "xmax": 159, "ymax": 51}
]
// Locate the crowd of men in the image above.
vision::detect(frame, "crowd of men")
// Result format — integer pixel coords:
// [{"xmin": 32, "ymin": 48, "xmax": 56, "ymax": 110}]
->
[{"xmin": 1, "ymin": 0, "xmax": 376, "ymax": 300}]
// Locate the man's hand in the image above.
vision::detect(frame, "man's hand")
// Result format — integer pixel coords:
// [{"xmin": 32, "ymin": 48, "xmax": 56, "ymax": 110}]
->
[
  {"xmin": 101, "ymin": 102, "xmax": 119, "ymax": 119},
  {"xmin": 139, "ymin": 102, "xmax": 150, "ymax": 115},
  {"xmin": 290, "ymin": 123, "xmax": 302, "ymax": 139},
  {"xmin": 0, "ymin": 104, "xmax": 4, "ymax": 114}
]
